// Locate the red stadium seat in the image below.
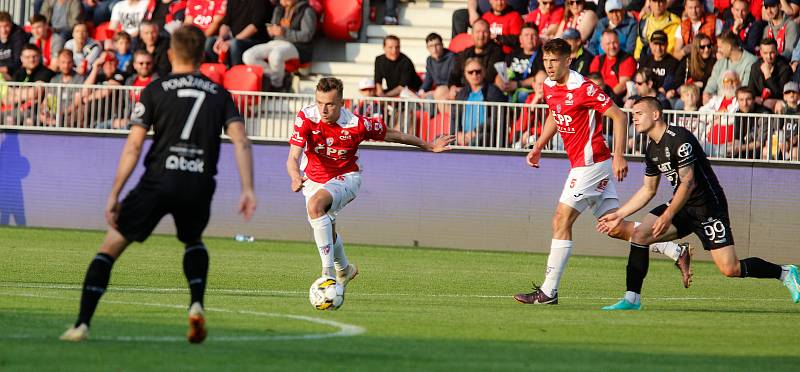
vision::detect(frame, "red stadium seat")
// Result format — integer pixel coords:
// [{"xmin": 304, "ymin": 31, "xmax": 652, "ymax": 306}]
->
[
  {"xmin": 284, "ymin": 58, "xmax": 311, "ymax": 75},
  {"xmin": 93, "ymin": 22, "xmax": 116, "ymax": 42},
  {"xmin": 448, "ymin": 33, "xmax": 474, "ymax": 53},
  {"xmin": 199, "ymin": 63, "xmax": 227, "ymax": 85},
  {"xmin": 224, "ymin": 65, "xmax": 263, "ymax": 112},
  {"xmin": 321, "ymin": 0, "xmax": 362, "ymax": 41},
  {"xmin": 417, "ymin": 111, "xmax": 451, "ymax": 143}
]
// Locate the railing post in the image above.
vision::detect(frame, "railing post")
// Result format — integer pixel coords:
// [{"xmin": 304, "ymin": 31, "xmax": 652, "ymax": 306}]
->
[
  {"xmin": 360, "ymin": 0, "xmax": 370, "ymax": 43},
  {"xmin": 55, "ymin": 85, "xmax": 62, "ymax": 128}
]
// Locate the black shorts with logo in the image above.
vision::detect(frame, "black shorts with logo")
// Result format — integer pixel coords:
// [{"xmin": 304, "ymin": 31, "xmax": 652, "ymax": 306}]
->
[
  {"xmin": 649, "ymin": 199, "xmax": 734, "ymax": 251},
  {"xmin": 116, "ymin": 176, "xmax": 216, "ymax": 244}
]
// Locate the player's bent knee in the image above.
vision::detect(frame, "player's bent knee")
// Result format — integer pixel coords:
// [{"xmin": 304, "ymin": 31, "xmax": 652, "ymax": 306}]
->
[{"xmin": 719, "ymin": 264, "xmax": 741, "ymax": 277}]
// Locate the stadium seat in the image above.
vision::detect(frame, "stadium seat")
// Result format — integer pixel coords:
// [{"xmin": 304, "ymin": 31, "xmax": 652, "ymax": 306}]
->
[
  {"xmin": 448, "ymin": 33, "xmax": 474, "ymax": 53},
  {"xmin": 417, "ymin": 111, "xmax": 451, "ymax": 142},
  {"xmin": 284, "ymin": 58, "xmax": 311, "ymax": 76},
  {"xmin": 199, "ymin": 63, "xmax": 227, "ymax": 85},
  {"xmin": 321, "ymin": 0, "xmax": 362, "ymax": 41},
  {"xmin": 224, "ymin": 65, "xmax": 264, "ymax": 112}
]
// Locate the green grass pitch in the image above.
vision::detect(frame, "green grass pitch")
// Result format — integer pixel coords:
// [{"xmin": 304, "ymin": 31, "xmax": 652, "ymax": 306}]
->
[{"xmin": 1, "ymin": 226, "xmax": 798, "ymax": 371}]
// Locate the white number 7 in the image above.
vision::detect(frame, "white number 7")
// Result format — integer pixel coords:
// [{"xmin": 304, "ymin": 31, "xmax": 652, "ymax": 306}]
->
[{"xmin": 177, "ymin": 89, "xmax": 206, "ymax": 140}]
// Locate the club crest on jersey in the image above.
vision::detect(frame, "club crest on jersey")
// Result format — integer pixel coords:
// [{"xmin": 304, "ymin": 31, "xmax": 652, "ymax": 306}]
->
[
  {"xmin": 340, "ymin": 130, "xmax": 351, "ymax": 141},
  {"xmin": 586, "ymin": 84, "xmax": 596, "ymax": 97},
  {"xmin": 565, "ymin": 93, "xmax": 574, "ymax": 106},
  {"xmin": 294, "ymin": 116, "xmax": 303, "ymax": 127},
  {"xmin": 677, "ymin": 143, "xmax": 692, "ymax": 158},
  {"xmin": 326, "ymin": 137, "xmax": 334, "ymax": 146},
  {"xmin": 364, "ymin": 120, "xmax": 372, "ymax": 131}
]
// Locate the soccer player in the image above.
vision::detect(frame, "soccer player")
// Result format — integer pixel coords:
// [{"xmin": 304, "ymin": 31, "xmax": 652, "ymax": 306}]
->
[
  {"xmin": 287, "ymin": 77, "xmax": 454, "ymax": 289},
  {"xmin": 59, "ymin": 26, "xmax": 256, "ymax": 343},
  {"xmin": 513, "ymin": 39, "xmax": 691, "ymax": 305},
  {"xmin": 598, "ymin": 97, "xmax": 800, "ymax": 310}
]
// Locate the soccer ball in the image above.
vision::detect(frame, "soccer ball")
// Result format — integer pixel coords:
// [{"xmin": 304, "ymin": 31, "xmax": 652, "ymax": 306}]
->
[{"xmin": 309, "ymin": 276, "xmax": 345, "ymax": 310}]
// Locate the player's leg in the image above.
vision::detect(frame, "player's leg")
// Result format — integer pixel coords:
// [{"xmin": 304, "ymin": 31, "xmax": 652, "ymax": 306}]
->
[
  {"xmin": 709, "ymin": 245, "xmax": 800, "ymax": 303},
  {"xmin": 306, "ymin": 188, "xmax": 336, "ymax": 277},
  {"xmin": 332, "ymin": 223, "xmax": 358, "ymax": 287}
]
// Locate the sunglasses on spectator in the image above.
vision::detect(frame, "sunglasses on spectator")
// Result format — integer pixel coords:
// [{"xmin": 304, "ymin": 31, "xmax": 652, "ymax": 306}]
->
[
  {"xmin": 635, "ymin": 81, "xmax": 647, "ymax": 85},
  {"xmin": 652, "ymin": 0, "xmax": 666, "ymax": 3},
  {"xmin": 540, "ymin": 1, "xmax": 553, "ymax": 4},
  {"xmin": 568, "ymin": 0, "xmax": 584, "ymax": 4},
  {"xmin": 466, "ymin": 69, "xmax": 483, "ymax": 75},
  {"xmin": 699, "ymin": 44, "xmax": 713, "ymax": 50}
]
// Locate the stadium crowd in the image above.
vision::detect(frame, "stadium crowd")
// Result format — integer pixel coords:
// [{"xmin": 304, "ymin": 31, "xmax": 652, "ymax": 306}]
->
[{"xmin": 0, "ymin": 0, "xmax": 798, "ymax": 158}]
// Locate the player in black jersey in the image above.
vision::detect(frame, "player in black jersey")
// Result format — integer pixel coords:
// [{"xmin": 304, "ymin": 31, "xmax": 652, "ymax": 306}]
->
[
  {"xmin": 597, "ymin": 96, "xmax": 800, "ymax": 310},
  {"xmin": 60, "ymin": 26, "xmax": 256, "ymax": 342}
]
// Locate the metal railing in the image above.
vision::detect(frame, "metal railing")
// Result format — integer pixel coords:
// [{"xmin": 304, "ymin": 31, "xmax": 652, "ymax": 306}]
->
[
  {"xmin": 1, "ymin": 0, "xmax": 33, "ymax": 25},
  {"xmin": 1, "ymin": 81, "xmax": 798, "ymax": 163}
]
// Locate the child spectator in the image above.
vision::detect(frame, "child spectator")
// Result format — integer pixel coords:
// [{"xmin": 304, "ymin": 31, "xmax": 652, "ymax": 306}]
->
[{"xmin": 113, "ymin": 31, "xmax": 133, "ymax": 72}]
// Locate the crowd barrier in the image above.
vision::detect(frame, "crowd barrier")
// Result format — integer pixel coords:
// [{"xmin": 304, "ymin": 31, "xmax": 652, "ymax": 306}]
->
[{"xmin": 1, "ymin": 82, "xmax": 798, "ymax": 163}]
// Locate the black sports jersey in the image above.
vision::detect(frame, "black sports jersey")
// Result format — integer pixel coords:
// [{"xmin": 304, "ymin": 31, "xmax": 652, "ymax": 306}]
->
[
  {"xmin": 644, "ymin": 125, "xmax": 725, "ymax": 207},
  {"xmin": 130, "ymin": 73, "xmax": 242, "ymax": 179}
]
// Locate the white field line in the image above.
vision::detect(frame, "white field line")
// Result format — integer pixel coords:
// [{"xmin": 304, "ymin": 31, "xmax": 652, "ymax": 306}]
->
[
  {"xmin": 0, "ymin": 292, "xmax": 365, "ymax": 342},
  {"xmin": 0, "ymin": 282, "xmax": 789, "ymax": 301}
]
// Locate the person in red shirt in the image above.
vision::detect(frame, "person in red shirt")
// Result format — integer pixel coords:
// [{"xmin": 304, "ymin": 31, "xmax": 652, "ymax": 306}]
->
[
  {"xmin": 513, "ymin": 38, "xmax": 691, "ymax": 306},
  {"xmin": 184, "ymin": 0, "xmax": 227, "ymax": 37},
  {"xmin": 589, "ymin": 30, "xmax": 635, "ymax": 105},
  {"xmin": 126, "ymin": 50, "xmax": 158, "ymax": 98},
  {"xmin": 523, "ymin": 0, "xmax": 564, "ymax": 41},
  {"xmin": 482, "ymin": 0, "xmax": 524, "ymax": 53},
  {"xmin": 287, "ymin": 77, "xmax": 454, "ymax": 289}
]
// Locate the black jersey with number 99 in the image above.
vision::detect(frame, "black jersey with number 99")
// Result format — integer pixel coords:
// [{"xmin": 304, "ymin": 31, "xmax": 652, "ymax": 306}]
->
[{"xmin": 130, "ymin": 73, "xmax": 243, "ymax": 179}]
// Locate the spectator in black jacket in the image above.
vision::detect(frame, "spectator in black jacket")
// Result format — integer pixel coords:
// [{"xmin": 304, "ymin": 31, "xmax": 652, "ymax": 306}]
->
[
  {"xmin": 206, "ymin": 0, "xmax": 273, "ymax": 66},
  {"xmin": 749, "ymin": 38, "xmax": 794, "ymax": 111},
  {"xmin": 722, "ymin": 0, "xmax": 764, "ymax": 55},
  {"xmin": 0, "ymin": 12, "xmax": 26, "ymax": 79},
  {"xmin": 134, "ymin": 21, "xmax": 171, "ymax": 77},
  {"xmin": 374, "ymin": 35, "xmax": 422, "ymax": 97},
  {"xmin": 451, "ymin": 57, "xmax": 506, "ymax": 147},
  {"xmin": 448, "ymin": 19, "xmax": 505, "ymax": 96},
  {"xmin": 495, "ymin": 22, "xmax": 543, "ymax": 103},
  {"xmin": 564, "ymin": 28, "xmax": 592, "ymax": 76}
]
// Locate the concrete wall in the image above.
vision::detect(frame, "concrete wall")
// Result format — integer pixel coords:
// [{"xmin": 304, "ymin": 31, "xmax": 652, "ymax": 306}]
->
[{"xmin": 1, "ymin": 130, "xmax": 798, "ymax": 263}]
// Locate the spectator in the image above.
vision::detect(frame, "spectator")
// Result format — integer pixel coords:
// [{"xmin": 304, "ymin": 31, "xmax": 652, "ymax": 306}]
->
[
  {"xmin": 770, "ymin": 82, "xmax": 799, "ymax": 160},
  {"xmin": 85, "ymin": 0, "xmax": 124, "ymax": 27},
  {"xmin": 84, "ymin": 50, "xmax": 128, "ymax": 86},
  {"xmin": 700, "ymin": 70, "xmax": 741, "ymax": 156},
  {"xmin": 556, "ymin": 0, "xmax": 597, "ymax": 42},
  {"xmin": 587, "ymin": 71, "xmax": 615, "ymax": 98},
  {"xmin": 703, "ymin": 30, "xmax": 757, "ymax": 104},
  {"xmin": 0, "ymin": 11, "xmax": 26, "ymax": 79},
  {"xmin": 451, "ymin": 57, "xmax": 506, "ymax": 146},
  {"xmin": 674, "ymin": 33, "xmax": 716, "ymax": 91},
  {"xmin": 563, "ymin": 27, "xmax": 592, "ymax": 75},
  {"xmin": 382, "ymin": 0, "xmax": 399, "ymax": 25},
  {"xmin": 509, "ymin": 69, "xmax": 548, "ymax": 148},
  {"xmin": 451, "ymin": 0, "xmax": 529, "ymax": 37},
  {"xmin": 373, "ymin": 35, "xmax": 422, "ymax": 97},
  {"xmin": 775, "ymin": 81, "xmax": 800, "ymax": 114},
  {"xmin": 63, "ymin": 22, "xmax": 102, "ymax": 75},
  {"xmin": 729, "ymin": 87, "xmax": 771, "ymax": 159},
  {"xmin": 352, "ymin": 78, "xmax": 383, "ymax": 121},
  {"xmin": 587, "ymin": 0, "xmax": 636, "ymax": 56},
  {"xmin": 206, "ymin": 0, "xmax": 271, "ymax": 67},
  {"xmin": 419, "ymin": 33, "xmax": 456, "ymax": 101},
  {"xmin": 2, "ymin": 45, "xmax": 53, "ymax": 120},
  {"xmin": 125, "ymin": 49, "xmax": 157, "ymax": 88},
  {"xmin": 113, "ymin": 31, "xmax": 133, "ymax": 72},
  {"xmin": 12, "ymin": 44, "xmax": 55, "ymax": 83},
  {"xmin": 589, "ymin": 30, "xmax": 635, "ymax": 105},
  {"xmin": 134, "ymin": 21, "xmax": 171, "ymax": 78},
  {"xmin": 677, "ymin": 83, "xmax": 701, "ymax": 110},
  {"xmin": 448, "ymin": 19, "xmax": 506, "ymax": 93},
  {"xmin": 147, "ymin": 0, "xmax": 185, "ymax": 32},
  {"xmin": 496, "ymin": 23, "xmax": 542, "ymax": 102},
  {"xmin": 638, "ymin": 30, "xmax": 678, "ymax": 96},
  {"xmin": 634, "ymin": 0, "xmax": 680, "ymax": 59},
  {"xmin": 51, "ymin": 49, "xmax": 86, "ymax": 84},
  {"xmin": 700, "ymin": 70, "xmax": 740, "ymax": 117},
  {"xmin": 28, "ymin": 14, "xmax": 65, "ymax": 71},
  {"xmin": 184, "ymin": 0, "xmax": 227, "ymax": 37},
  {"xmin": 722, "ymin": 0, "xmax": 764, "ymax": 54},
  {"xmin": 482, "ymin": 0, "xmax": 524, "ymax": 53},
  {"xmin": 625, "ymin": 68, "xmax": 672, "ymax": 109},
  {"xmin": 40, "ymin": 0, "xmax": 83, "ymax": 41},
  {"xmin": 79, "ymin": 50, "xmax": 130, "ymax": 128},
  {"xmin": 109, "ymin": 0, "xmax": 151, "ymax": 39},
  {"xmin": 242, "ymin": 0, "xmax": 317, "ymax": 91},
  {"xmin": 748, "ymin": 38, "xmax": 794, "ymax": 110},
  {"xmin": 762, "ymin": 0, "xmax": 799, "ymax": 59},
  {"xmin": 523, "ymin": 0, "xmax": 564, "ymax": 41},
  {"xmin": 672, "ymin": 0, "xmax": 723, "ymax": 61}
]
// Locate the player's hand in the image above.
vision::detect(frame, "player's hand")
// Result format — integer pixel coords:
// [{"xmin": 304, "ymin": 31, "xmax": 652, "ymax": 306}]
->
[
  {"xmin": 430, "ymin": 135, "xmax": 456, "ymax": 152},
  {"xmin": 527, "ymin": 146, "xmax": 542, "ymax": 168},
  {"xmin": 104, "ymin": 195, "xmax": 120, "ymax": 228},
  {"xmin": 613, "ymin": 156, "xmax": 628, "ymax": 181},
  {"xmin": 652, "ymin": 210, "xmax": 673, "ymax": 239},
  {"xmin": 290, "ymin": 176, "xmax": 305, "ymax": 192},
  {"xmin": 597, "ymin": 212, "xmax": 622, "ymax": 234},
  {"xmin": 238, "ymin": 189, "xmax": 257, "ymax": 222}
]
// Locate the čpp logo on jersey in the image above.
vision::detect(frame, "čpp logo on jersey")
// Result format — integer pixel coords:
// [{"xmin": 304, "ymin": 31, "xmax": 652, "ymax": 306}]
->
[{"xmin": 165, "ymin": 155, "xmax": 205, "ymax": 173}]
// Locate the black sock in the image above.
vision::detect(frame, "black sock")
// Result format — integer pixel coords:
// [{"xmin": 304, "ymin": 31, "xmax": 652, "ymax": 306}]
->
[
  {"xmin": 183, "ymin": 244, "xmax": 209, "ymax": 307},
  {"xmin": 626, "ymin": 243, "xmax": 650, "ymax": 294},
  {"xmin": 739, "ymin": 257, "xmax": 782, "ymax": 279},
  {"xmin": 76, "ymin": 253, "xmax": 115, "ymax": 327}
]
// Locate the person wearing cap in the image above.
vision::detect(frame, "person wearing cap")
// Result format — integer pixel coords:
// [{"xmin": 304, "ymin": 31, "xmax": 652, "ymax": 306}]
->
[
  {"xmin": 722, "ymin": 0, "xmax": 765, "ymax": 55},
  {"xmin": 748, "ymin": 38, "xmax": 794, "ymax": 110},
  {"xmin": 419, "ymin": 33, "xmax": 456, "ymax": 101},
  {"xmin": 634, "ymin": 0, "xmax": 680, "ymax": 59},
  {"xmin": 523, "ymin": 0, "xmax": 564, "ymax": 41},
  {"xmin": 672, "ymin": 0, "xmax": 723, "ymax": 61},
  {"xmin": 589, "ymin": 30, "xmax": 635, "ymax": 105},
  {"xmin": 638, "ymin": 30, "xmax": 679, "ymax": 96},
  {"xmin": 762, "ymin": 0, "xmax": 799, "ymax": 59},
  {"xmin": 353, "ymin": 78, "xmax": 384, "ymax": 122},
  {"xmin": 702, "ymin": 30, "xmax": 757, "ymax": 104},
  {"xmin": 587, "ymin": 0, "xmax": 637, "ymax": 56},
  {"xmin": 482, "ymin": 0, "xmax": 525, "ymax": 54},
  {"xmin": 769, "ymin": 82, "xmax": 799, "ymax": 160},
  {"xmin": 563, "ymin": 27, "xmax": 593, "ymax": 75},
  {"xmin": 496, "ymin": 23, "xmax": 543, "ymax": 102}
]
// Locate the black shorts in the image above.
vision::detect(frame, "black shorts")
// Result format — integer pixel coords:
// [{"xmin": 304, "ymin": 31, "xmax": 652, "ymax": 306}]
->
[
  {"xmin": 116, "ymin": 177, "xmax": 216, "ymax": 244},
  {"xmin": 649, "ymin": 200, "xmax": 734, "ymax": 250}
]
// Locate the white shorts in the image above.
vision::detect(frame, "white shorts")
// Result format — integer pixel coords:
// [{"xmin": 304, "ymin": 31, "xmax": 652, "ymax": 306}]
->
[
  {"xmin": 559, "ymin": 159, "xmax": 619, "ymax": 218},
  {"xmin": 302, "ymin": 172, "xmax": 362, "ymax": 222}
]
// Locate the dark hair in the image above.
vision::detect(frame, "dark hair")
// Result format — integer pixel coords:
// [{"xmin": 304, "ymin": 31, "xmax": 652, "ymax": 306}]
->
[
  {"xmin": 425, "ymin": 33, "xmax": 442, "ymax": 44},
  {"xmin": 133, "ymin": 49, "xmax": 152, "ymax": 59},
  {"xmin": 21, "ymin": 43, "xmax": 41, "ymax": 54},
  {"xmin": 317, "ymin": 77, "xmax": 344, "ymax": 99},
  {"xmin": 636, "ymin": 67, "xmax": 656, "ymax": 84},
  {"xmin": 602, "ymin": 29, "xmax": 618, "ymax": 39},
  {"xmin": 170, "ymin": 26, "xmax": 205, "ymax": 66},
  {"xmin": 113, "ymin": 31, "xmax": 132, "ymax": 42},
  {"xmin": 0, "ymin": 11, "xmax": 12, "ymax": 24},
  {"xmin": 760, "ymin": 38, "xmax": 778, "ymax": 48},
  {"xmin": 736, "ymin": 86, "xmax": 755, "ymax": 97},
  {"xmin": 717, "ymin": 30, "xmax": 740, "ymax": 48},
  {"xmin": 542, "ymin": 38, "xmax": 571, "ymax": 57},
  {"xmin": 140, "ymin": 20, "xmax": 158, "ymax": 30},
  {"xmin": 29, "ymin": 14, "xmax": 48, "ymax": 25},
  {"xmin": 633, "ymin": 96, "xmax": 663, "ymax": 116},
  {"xmin": 521, "ymin": 22, "xmax": 539, "ymax": 33},
  {"xmin": 383, "ymin": 34, "xmax": 400, "ymax": 46},
  {"xmin": 57, "ymin": 48, "xmax": 74, "ymax": 59}
]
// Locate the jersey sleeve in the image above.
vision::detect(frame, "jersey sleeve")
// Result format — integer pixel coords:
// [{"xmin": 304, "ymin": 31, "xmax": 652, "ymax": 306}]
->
[
  {"xmin": 129, "ymin": 85, "xmax": 154, "ymax": 129},
  {"xmin": 673, "ymin": 130, "xmax": 698, "ymax": 169},
  {"xmin": 223, "ymin": 93, "xmax": 243, "ymax": 129},
  {"xmin": 215, "ymin": 0, "xmax": 227, "ymax": 16},
  {"xmin": 289, "ymin": 112, "xmax": 309, "ymax": 147},
  {"xmin": 579, "ymin": 80, "xmax": 613, "ymax": 115},
  {"xmin": 644, "ymin": 154, "xmax": 660, "ymax": 177},
  {"xmin": 364, "ymin": 117, "xmax": 387, "ymax": 141}
]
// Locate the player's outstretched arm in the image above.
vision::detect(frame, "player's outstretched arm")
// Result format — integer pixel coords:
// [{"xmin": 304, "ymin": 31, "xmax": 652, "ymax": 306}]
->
[
  {"xmin": 383, "ymin": 129, "xmax": 455, "ymax": 152},
  {"xmin": 226, "ymin": 122, "xmax": 256, "ymax": 221},
  {"xmin": 527, "ymin": 111, "xmax": 557, "ymax": 168},
  {"xmin": 597, "ymin": 174, "xmax": 660, "ymax": 234},
  {"xmin": 603, "ymin": 105, "xmax": 629, "ymax": 181},
  {"xmin": 652, "ymin": 166, "xmax": 695, "ymax": 238},
  {"xmin": 286, "ymin": 145, "xmax": 305, "ymax": 192},
  {"xmin": 106, "ymin": 125, "xmax": 148, "ymax": 228}
]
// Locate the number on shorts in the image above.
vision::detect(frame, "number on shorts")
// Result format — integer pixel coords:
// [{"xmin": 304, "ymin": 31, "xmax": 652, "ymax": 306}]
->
[
  {"xmin": 177, "ymin": 89, "xmax": 206, "ymax": 140},
  {"xmin": 570, "ymin": 178, "xmax": 577, "ymax": 188},
  {"xmin": 703, "ymin": 220, "xmax": 726, "ymax": 241}
]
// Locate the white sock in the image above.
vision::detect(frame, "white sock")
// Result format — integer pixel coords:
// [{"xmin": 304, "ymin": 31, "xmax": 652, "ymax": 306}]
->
[
  {"xmin": 624, "ymin": 291, "xmax": 640, "ymax": 305},
  {"xmin": 540, "ymin": 239, "xmax": 573, "ymax": 298},
  {"xmin": 780, "ymin": 265, "xmax": 791, "ymax": 281},
  {"xmin": 333, "ymin": 233, "xmax": 349, "ymax": 272},
  {"xmin": 650, "ymin": 242, "xmax": 683, "ymax": 261},
  {"xmin": 309, "ymin": 215, "xmax": 335, "ymax": 276}
]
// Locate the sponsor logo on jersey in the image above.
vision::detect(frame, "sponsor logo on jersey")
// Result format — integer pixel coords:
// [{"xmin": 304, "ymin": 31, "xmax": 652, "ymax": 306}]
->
[
  {"xmin": 664, "ymin": 146, "xmax": 671, "ymax": 158},
  {"xmin": 312, "ymin": 130, "xmax": 321, "ymax": 134},
  {"xmin": 364, "ymin": 120, "xmax": 372, "ymax": 131},
  {"xmin": 677, "ymin": 143, "xmax": 692, "ymax": 158},
  {"xmin": 565, "ymin": 93, "xmax": 574, "ymax": 106},
  {"xmin": 586, "ymin": 84, "xmax": 596, "ymax": 97},
  {"xmin": 340, "ymin": 129, "xmax": 352, "ymax": 141},
  {"xmin": 373, "ymin": 121, "xmax": 383, "ymax": 132},
  {"xmin": 546, "ymin": 94, "xmax": 552, "ymax": 100},
  {"xmin": 165, "ymin": 155, "xmax": 204, "ymax": 173},
  {"xmin": 326, "ymin": 137, "xmax": 334, "ymax": 146}
]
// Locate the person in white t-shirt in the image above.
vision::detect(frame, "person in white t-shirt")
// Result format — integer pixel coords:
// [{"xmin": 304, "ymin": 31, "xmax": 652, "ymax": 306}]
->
[{"xmin": 109, "ymin": 0, "xmax": 150, "ymax": 38}]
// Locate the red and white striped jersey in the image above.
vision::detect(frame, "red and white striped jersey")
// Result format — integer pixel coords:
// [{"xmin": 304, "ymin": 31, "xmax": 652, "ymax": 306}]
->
[{"xmin": 543, "ymin": 70, "xmax": 613, "ymax": 168}]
